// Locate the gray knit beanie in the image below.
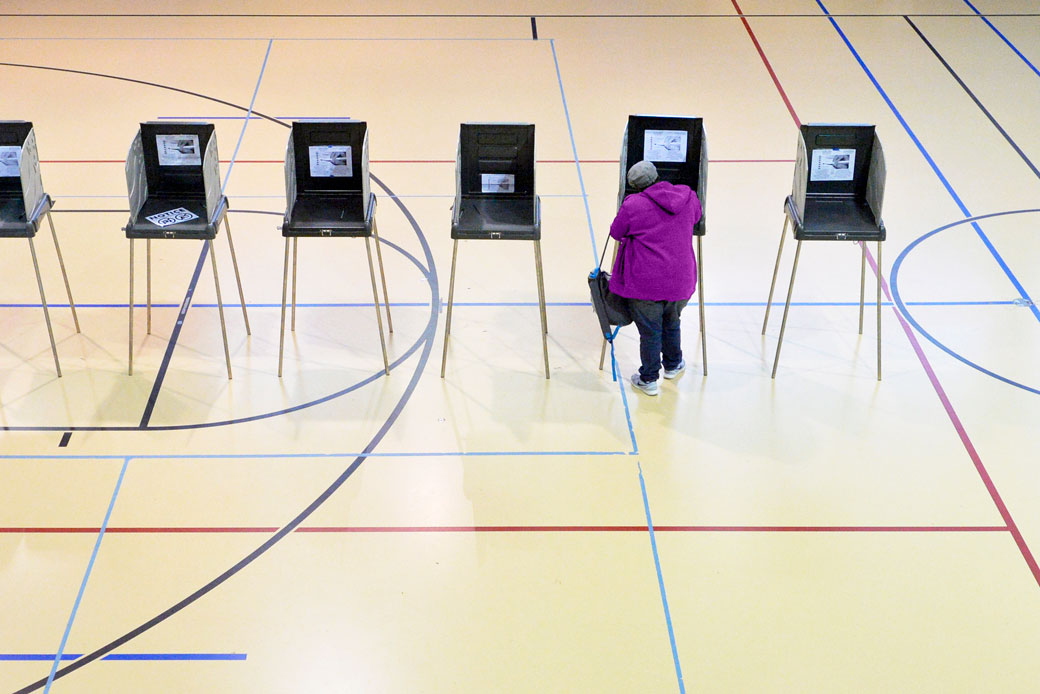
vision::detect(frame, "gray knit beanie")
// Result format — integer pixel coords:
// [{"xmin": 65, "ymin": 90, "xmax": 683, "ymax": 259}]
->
[{"xmin": 627, "ymin": 160, "xmax": 659, "ymax": 191}]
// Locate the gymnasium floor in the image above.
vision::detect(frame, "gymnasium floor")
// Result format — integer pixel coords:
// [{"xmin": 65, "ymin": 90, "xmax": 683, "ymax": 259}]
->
[{"xmin": 2, "ymin": 1, "xmax": 1039, "ymax": 691}]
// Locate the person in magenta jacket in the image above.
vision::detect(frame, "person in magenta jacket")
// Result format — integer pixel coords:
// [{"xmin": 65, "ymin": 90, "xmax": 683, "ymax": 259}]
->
[{"xmin": 609, "ymin": 160, "xmax": 702, "ymax": 395}]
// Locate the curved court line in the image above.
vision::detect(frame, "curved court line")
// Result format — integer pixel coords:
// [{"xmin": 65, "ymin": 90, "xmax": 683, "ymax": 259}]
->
[
  {"xmin": 891, "ymin": 208, "xmax": 1040, "ymax": 397},
  {"xmin": 0, "ymin": 227, "xmax": 430, "ymax": 430},
  {"xmin": 11, "ymin": 167, "xmax": 442, "ymax": 694}
]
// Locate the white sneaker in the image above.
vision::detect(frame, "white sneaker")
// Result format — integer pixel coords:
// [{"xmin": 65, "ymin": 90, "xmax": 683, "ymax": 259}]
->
[
  {"xmin": 663, "ymin": 359, "xmax": 686, "ymax": 379},
  {"xmin": 630, "ymin": 373, "xmax": 659, "ymax": 396}
]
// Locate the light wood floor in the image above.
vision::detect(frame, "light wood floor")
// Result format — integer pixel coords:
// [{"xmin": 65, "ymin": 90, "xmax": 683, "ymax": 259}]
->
[{"xmin": 2, "ymin": 1, "xmax": 1040, "ymax": 691}]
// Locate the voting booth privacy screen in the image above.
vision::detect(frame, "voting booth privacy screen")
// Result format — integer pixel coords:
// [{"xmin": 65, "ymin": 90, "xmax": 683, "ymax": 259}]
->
[
  {"xmin": 788, "ymin": 123, "xmax": 886, "ymax": 242},
  {"xmin": 618, "ymin": 114, "xmax": 707, "ymax": 235},
  {"xmin": 0, "ymin": 121, "xmax": 50, "ymax": 237},
  {"xmin": 283, "ymin": 120, "xmax": 375, "ymax": 237},
  {"xmin": 125, "ymin": 122, "xmax": 224, "ymax": 239},
  {"xmin": 452, "ymin": 123, "xmax": 540, "ymax": 240}
]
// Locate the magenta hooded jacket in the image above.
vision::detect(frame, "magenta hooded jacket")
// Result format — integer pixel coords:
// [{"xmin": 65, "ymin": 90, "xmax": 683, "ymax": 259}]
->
[{"xmin": 607, "ymin": 181, "xmax": 702, "ymax": 301}]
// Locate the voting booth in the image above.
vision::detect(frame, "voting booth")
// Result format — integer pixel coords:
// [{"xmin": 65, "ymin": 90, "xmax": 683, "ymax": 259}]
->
[
  {"xmin": 0, "ymin": 121, "xmax": 80, "ymax": 376},
  {"xmin": 762, "ymin": 123, "xmax": 886, "ymax": 380},
  {"xmin": 441, "ymin": 123, "xmax": 548, "ymax": 379},
  {"xmin": 278, "ymin": 120, "xmax": 392, "ymax": 377},
  {"xmin": 123, "ymin": 122, "xmax": 250, "ymax": 378},
  {"xmin": 601, "ymin": 114, "xmax": 709, "ymax": 375}
]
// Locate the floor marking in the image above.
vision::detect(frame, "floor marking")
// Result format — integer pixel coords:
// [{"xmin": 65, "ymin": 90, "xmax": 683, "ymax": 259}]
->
[
  {"xmin": 2, "ymin": 525, "xmax": 1010, "ymax": 535},
  {"xmin": 962, "ymin": 0, "xmax": 1040, "ymax": 79},
  {"xmin": 904, "ymin": 16, "xmax": 1040, "ymax": 180},
  {"xmin": 549, "ymin": 38, "xmax": 598, "ymax": 267},
  {"xmin": 816, "ymin": 1, "xmax": 1040, "ymax": 325},
  {"xmin": 12, "ymin": 172, "xmax": 439, "ymax": 694},
  {"xmin": 42, "ymin": 457, "xmax": 131, "ymax": 694},
  {"xmin": 530, "ymin": 16, "xmax": 538, "ymax": 39},
  {"xmin": 638, "ymin": 463, "xmax": 685, "ymax": 694},
  {"xmin": 731, "ymin": 0, "xmax": 802, "ymax": 127},
  {"xmin": 57, "ymin": 432, "xmax": 71, "ymax": 447},
  {"xmin": 2, "ymin": 12, "xmax": 1033, "ymax": 18},
  {"xmin": 891, "ymin": 209, "xmax": 1040, "ymax": 396},
  {"xmin": 4, "ymin": 653, "xmax": 245, "ymax": 662}
]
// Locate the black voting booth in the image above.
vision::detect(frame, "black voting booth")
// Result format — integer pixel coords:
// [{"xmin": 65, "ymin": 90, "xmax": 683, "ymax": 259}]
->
[
  {"xmin": 600, "ymin": 115, "xmax": 709, "ymax": 374},
  {"xmin": 0, "ymin": 121, "xmax": 80, "ymax": 376},
  {"xmin": 123, "ymin": 122, "xmax": 250, "ymax": 378},
  {"xmin": 762, "ymin": 123, "xmax": 886, "ymax": 380},
  {"xmin": 441, "ymin": 123, "xmax": 549, "ymax": 379},
  {"xmin": 278, "ymin": 120, "xmax": 392, "ymax": 377}
]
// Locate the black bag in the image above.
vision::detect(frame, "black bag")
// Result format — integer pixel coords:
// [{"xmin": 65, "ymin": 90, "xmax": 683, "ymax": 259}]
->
[{"xmin": 589, "ymin": 236, "xmax": 631, "ymax": 379}]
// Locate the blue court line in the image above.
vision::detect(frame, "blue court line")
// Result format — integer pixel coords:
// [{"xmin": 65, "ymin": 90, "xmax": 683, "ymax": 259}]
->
[
  {"xmin": 637, "ymin": 462, "xmax": 686, "ymax": 694},
  {"xmin": 43, "ymin": 457, "xmax": 131, "ymax": 694},
  {"xmin": 549, "ymin": 38, "xmax": 599, "ymax": 267},
  {"xmin": 816, "ymin": 1, "xmax": 1040, "ymax": 325},
  {"xmin": 613, "ymin": 351, "xmax": 639, "ymax": 455},
  {"xmin": 962, "ymin": 0, "xmax": 1040, "ymax": 79},
  {"xmin": 136, "ymin": 39, "xmax": 273, "ymax": 429},
  {"xmin": 4, "ymin": 653, "xmax": 245, "ymax": 662},
  {"xmin": 0, "ymin": 300, "xmax": 1018, "ymax": 309},
  {"xmin": 0, "ymin": 450, "xmax": 631, "ymax": 462}
]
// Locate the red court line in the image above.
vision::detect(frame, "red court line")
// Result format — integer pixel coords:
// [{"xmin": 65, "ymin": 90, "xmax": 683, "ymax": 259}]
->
[
  {"xmin": 735, "ymin": 0, "xmax": 1040, "ymax": 588},
  {"xmin": 731, "ymin": 0, "xmax": 802, "ymax": 127},
  {"xmin": 0, "ymin": 525, "xmax": 1010, "ymax": 534}
]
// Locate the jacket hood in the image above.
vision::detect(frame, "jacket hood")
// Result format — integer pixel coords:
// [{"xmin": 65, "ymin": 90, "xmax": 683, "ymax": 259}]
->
[{"xmin": 642, "ymin": 181, "xmax": 692, "ymax": 215}]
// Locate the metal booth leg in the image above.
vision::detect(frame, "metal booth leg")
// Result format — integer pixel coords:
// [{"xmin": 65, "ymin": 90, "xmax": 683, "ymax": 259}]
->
[
  {"xmin": 534, "ymin": 239, "xmax": 550, "ymax": 380},
  {"xmin": 146, "ymin": 238, "xmax": 151, "ymax": 334},
  {"xmin": 697, "ymin": 235, "xmax": 707, "ymax": 376},
  {"xmin": 46, "ymin": 212, "xmax": 79, "ymax": 333},
  {"xmin": 278, "ymin": 237, "xmax": 290, "ymax": 378},
  {"xmin": 128, "ymin": 239, "xmax": 134, "ymax": 375},
  {"xmin": 223, "ymin": 215, "xmax": 250, "ymax": 335},
  {"xmin": 771, "ymin": 239, "xmax": 802, "ymax": 379},
  {"xmin": 209, "ymin": 239, "xmax": 232, "ymax": 380},
  {"xmin": 858, "ymin": 241, "xmax": 866, "ymax": 335},
  {"xmin": 372, "ymin": 219, "xmax": 393, "ymax": 333},
  {"xmin": 440, "ymin": 239, "xmax": 458, "ymax": 378},
  {"xmin": 876, "ymin": 240, "xmax": 882, "ymax": 382},
  {"xmin": 365, "ymin": 237, "xmax": 390, "ymax": 375},
  {"xmin": 291, "ymin": 237, "xmax": 298, "ymax": 331},
  {"xmin": 762, "ymin": 216, "xmax": 790, "ymax": 335},
  {"xmin": 28, "ymin": 237, "xmax": 61, "ymax": 377}
]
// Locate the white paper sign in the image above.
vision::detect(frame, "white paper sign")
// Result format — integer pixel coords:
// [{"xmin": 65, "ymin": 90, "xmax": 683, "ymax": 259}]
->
[
  {"xmin": 810, "ymin": 148, "xmax": 855, "ymax": 182},
  {"xmin": 481, "ymin": 173, "xmax": 515, "ymax": 193},
  {"xmin": 156, "ymin": 134, "xmax": 201, "ymax": 166},
  {"xmin": 145, "ymin": 207, "xmax": 199, "ymax": 227},
  {"xmin": 309, "ymin": 145, "xmax": 353, "ymax": 177},
  {"xmin": 644, "ymin": 130, "xmax": 688, "ymax": 163},
  {"xmin": 0, "ymin": 146, "xmax": 20, "ymax": 177}
]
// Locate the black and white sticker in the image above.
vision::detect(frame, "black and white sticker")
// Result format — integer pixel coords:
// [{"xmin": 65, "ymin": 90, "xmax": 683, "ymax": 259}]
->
[
  {"xmin": 145, "ymin": 207, "xmax": 199, "ymax": 227},
  {"xmin": 0, "ymin": 146, "xmax": 20, "ymax": 177}
]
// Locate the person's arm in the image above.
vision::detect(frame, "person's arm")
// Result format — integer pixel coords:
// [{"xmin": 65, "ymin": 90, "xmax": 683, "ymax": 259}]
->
[
  {"xmin": 609, "ymin": 206, "xmax": 630, "ymax": 241},
  {"xmin": 689, "ymin": 191, "xmax": 704, "ymax": 226}
]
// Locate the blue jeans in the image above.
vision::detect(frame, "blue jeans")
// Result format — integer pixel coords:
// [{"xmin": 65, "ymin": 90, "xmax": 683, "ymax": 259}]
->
[{"xmin": 627, "ymin": 299, "xmax": 688, "ymax": 382}]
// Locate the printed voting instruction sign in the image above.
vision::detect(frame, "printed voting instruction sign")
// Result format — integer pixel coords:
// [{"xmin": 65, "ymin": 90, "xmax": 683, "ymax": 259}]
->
[
  {"xmin": 309, "ymin": 145, "xmax": 353, "ymax": 177},
  {"xmin": 0, "ymin": 146, "xmax": 20, "ymax": 177},
  {"xmin": 644, "ymin": 130, "xmax": 688, "ymax": 163},
  {"xmin": 810, "ymin": 148, "xmax": 855, "ymax": 182},
  {"xmin": 481, "ymin": 173, "xmax": 515, "ymax": 193},
  {"xmin": 145, "ymin": 207, "xmax": 199, "ymax": 228},
  {"xmin": 156, "ymin": 134, "xmax": 202, "ymax": 166}
]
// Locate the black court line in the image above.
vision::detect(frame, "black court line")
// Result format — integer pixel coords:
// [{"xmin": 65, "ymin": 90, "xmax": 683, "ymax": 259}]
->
[
  {"xmin": 11, "ymin": 177, "xmax": 440, "ymax": 694},
  {"xmin": 58, "ymin": 432, "xmax": 71, "ymax": 447},
  {"xmin": 530, "ymin": 16, "xmax": 538, "ymax": 39},
  {"xmin": 137, "ymin": 245, "xmax": 209, "ymax": 428},
  {"xmin": 904, "ymin": 16, "xmax": 1040, "ymax": 181}
]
